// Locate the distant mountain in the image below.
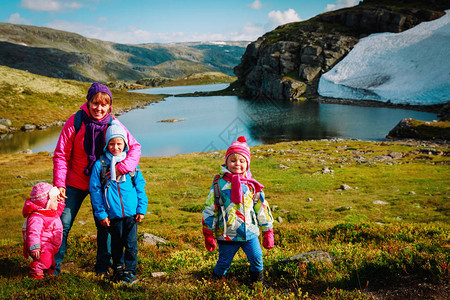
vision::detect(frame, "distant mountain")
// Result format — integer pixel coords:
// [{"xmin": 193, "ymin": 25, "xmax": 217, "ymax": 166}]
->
[{"xmin": 0, "ymin": 23, "xmax": 249, "ymax": 82}]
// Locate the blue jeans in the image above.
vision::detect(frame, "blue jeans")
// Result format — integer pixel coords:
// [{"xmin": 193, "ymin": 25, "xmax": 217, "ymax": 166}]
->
[
  {"xmin": 108, "ymin": 216, "xmax": 138, "ymax": 273},
  {"xmin": 94, "ymin": 217, "xmax": 112, "ymax": 273},
  {"xmin": 54, "ymin": 186, "xmax": 111, "ymax": 274},
  {"xmin": 214, "ymin": 237, "xmax": 263, "ymax": 276}
]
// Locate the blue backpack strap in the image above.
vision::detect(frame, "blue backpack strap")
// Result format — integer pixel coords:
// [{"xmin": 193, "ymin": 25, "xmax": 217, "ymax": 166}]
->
[{"xmin": 74, "ymin": 110, "xmax": 83, "ymax": 134}]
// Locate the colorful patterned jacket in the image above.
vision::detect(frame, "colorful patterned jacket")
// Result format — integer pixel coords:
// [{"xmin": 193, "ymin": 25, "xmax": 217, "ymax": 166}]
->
[{"xmin": 202, "ymin": 166, "xmax": 274, "ymax": 242}]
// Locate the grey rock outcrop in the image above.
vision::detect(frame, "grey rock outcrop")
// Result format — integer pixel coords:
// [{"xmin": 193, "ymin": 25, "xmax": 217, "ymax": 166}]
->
[{"xmin": 234, "ymin": 0, "xmax": 448, "ymax": 102}]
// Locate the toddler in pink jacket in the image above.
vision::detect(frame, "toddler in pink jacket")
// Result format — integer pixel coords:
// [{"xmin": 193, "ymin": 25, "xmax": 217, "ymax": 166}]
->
[{"xmin": 22, "ymin": 182, "xmax": 65, "ymax": 280}]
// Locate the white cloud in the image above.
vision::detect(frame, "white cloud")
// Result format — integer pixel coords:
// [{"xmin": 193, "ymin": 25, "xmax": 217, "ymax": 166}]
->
[
  {"xmin": 21, "ymin": 0, "xmax": 83, "ymax": 12},
  {"xmin": 325, "ymin": 0, "xmax": 358, "ymax": 12},
  {"xmin": 247, "ymin": 0, "xmax": 262, "ymax": 10},
  {"xmin": 45, "ymin": 19, "xmax": 263, "ymax": 44},
  {"xmin": 266, "ymin": 8, "xmax": 301, "ymax": 31},
  {"xmin": 7, "ymin": 13, "xmax": 32, "ymax": 25}
]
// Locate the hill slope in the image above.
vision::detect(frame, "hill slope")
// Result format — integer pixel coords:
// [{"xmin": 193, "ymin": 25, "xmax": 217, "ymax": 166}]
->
[{"xmin": 0, "ymin": 23, "xmax": 248, "ymax": 82}]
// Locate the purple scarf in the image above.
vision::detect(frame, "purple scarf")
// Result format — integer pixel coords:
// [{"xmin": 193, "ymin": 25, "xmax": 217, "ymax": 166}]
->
[
  {"xmin": 81, "ymin": 110, "xmax": 112, "ymax": 175},
  {"xmin": 222, "ymin": 172, "xmax": 264, "ymax": 204}
]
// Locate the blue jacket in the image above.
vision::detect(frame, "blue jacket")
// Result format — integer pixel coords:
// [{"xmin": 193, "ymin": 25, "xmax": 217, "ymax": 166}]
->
[{"xmin": 89, "ymin": 157, "xmax": 148, "ymax": 221}]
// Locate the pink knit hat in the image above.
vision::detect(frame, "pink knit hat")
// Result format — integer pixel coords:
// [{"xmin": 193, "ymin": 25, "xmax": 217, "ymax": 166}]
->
[
  {"xmin": 225, "ymin": 136, "xmax": 251, "ymax": 166},
  {"xmin": 30, "ymin": 182, "xmax": 53, "ymax": 208}
]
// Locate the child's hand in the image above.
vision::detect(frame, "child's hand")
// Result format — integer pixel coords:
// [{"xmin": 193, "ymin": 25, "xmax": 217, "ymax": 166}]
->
[
  {"xmin": 263, "ymin": 229, "xmax": 274, "ymax": 249},
  {"xmin": 30, "ymin": 250, "xmax": 40, "ymax": 260},
  {"xmin": 100, "ymin": 217, "xmax": 110, "ymax": 227},
  {"xmin": 202, "ymin": 228, "xmax": 217, "ymax": 252},
  {"xmin": 135, "ymin": 214, "xmax": 144, "ymax": 223}
]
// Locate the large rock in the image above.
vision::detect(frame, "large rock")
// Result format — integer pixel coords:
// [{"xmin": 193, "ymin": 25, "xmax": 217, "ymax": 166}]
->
[
  {"xmin": 387, "ymin": 118, "xmax": 450, "ymax": 140},
  {"xmin": 234, "ymin": 0, "xmax": 448, "ymax": 102}
]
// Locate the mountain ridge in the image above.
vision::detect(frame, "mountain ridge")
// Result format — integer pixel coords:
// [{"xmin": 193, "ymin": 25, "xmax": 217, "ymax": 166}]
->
[{"xmin": 0, "ymin": 22, "xmax": 248, "ymax": 82}]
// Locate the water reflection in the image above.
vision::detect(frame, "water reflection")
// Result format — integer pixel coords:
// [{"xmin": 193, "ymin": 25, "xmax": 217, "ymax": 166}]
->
[
  {"xmin": 0, "ymin": 84, "xmax": 438, "ymax": 156},
  {"xmin": 242, "ymin": 100, "xmax": 337, "ymax": 143},
  {"xmin": 0, "ymin": 126, "xmax": 62, "ymax": 154}
]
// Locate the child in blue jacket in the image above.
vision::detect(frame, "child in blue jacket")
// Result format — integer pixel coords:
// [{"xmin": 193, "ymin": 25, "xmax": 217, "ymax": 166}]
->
[{"xmin": 90, "ymin": 120, "xmax": 148, "ymax": 284}]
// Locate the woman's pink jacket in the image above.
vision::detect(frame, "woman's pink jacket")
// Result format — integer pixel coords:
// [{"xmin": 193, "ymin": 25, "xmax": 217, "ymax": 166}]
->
[{"xmin": 53, "ymin": 103, "xmax": 141, "ymax": 191}]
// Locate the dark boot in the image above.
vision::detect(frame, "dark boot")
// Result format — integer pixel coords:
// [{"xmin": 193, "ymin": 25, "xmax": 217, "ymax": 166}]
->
[
  {"xmin": 212, "ymin": 271, "xmax": 223, "ymax": 281},
  {"xmin": 112, "ymin": 265, "xmax": 124, "ymax": 282},
  {"xmin": 250, "ymin": 270, "xmax": 268, "ymax": 288}
]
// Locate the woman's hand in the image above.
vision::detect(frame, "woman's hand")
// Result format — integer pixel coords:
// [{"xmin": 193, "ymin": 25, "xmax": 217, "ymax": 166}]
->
[
  {"xmin": 57, "ymin": 187, "xmax": 67, "ymax": 202},
  {"xmin": 115, "ymin": 166, "xmax": 123, "ymax": 180}
]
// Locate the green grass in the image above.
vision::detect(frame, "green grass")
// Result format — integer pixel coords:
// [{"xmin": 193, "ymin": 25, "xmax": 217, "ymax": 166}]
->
[
  {"xmin": 0, "ymin": 65, "xmax": 165, "ymax": 132},
  {"xmin": 0, "ymin": 139, "xmax": 448, "ymax": 299}
]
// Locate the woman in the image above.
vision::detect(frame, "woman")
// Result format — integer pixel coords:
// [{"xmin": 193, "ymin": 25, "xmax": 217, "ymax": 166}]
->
[{"xmin": 53, "ymin": 82, "xmax": 141, "ymax": 275}]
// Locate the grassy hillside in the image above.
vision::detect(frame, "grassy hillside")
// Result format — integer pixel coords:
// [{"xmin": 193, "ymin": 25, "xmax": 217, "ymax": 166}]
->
[
  {"xmin": 0, "ymin": 22, "xmax": 248, "ymax": 82},
  {"xmin": 0, "ymin": 65, "xmax": 164, "ymax": 132},
  {"xmin": 0, "ymin": 139, "xmax": 448, "ymax": 299}
]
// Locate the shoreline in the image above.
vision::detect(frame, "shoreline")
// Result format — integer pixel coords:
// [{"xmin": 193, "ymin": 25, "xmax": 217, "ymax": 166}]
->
[{"xmin": 314, "ymin": 96, "xmax": 445, "ymax": 114}]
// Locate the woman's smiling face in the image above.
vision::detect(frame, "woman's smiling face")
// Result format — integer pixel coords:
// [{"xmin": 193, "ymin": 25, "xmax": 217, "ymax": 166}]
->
[{"xmin": 88, "ymin": 93, "xmax": 111, "ymax": 120}]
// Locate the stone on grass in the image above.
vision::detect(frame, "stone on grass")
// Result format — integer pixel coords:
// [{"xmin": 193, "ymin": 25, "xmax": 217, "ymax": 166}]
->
[
  {"xmin": 280, "ymin": 250, "xmax": 333, "ymax": 263},
  {"xmin": 142, "ymin": 233, "xmax": 168, "ymax": 246},
  {"xmin": 373, "ymin": 200, "xmax": 389, "ymax": 205}
]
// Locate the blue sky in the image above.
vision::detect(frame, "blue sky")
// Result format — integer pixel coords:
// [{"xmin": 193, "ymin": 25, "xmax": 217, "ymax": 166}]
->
[{"xmin": 1, "ymin": 0, "xmax": 358, "ymax": 44}]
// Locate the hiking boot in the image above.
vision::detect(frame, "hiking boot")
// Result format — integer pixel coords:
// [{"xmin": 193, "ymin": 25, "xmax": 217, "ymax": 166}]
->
[
  {"xmin": 120, "ymin": 270, "xmax": 136, "ymax": 285},
  {"xmin": 250, "ymin": 270, "xmax": 269, "ymax": 288},
  {"xmin": 211, "ymin": 271, "xmax": 223, "ymax": 281},
  {"xmin": 96, "ymin": 270, "xmax": 110, "ymax": 279},
  {"xmin": 45, "ymin": 267, "xmax": 55, "ymax": 277},
  {"xmin": 29, "ymin": 272, "xmax": 45, "ymax": 280},
  {"xmin": 112, "ymin": 265, "xmax": 124, "ymax": 282}
]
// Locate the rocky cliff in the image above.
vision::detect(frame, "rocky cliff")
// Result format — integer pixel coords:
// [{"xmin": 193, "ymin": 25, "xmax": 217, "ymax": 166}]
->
[{"xmin": 234, "ymin": 0, "xmax": 449, "ymax": 101}]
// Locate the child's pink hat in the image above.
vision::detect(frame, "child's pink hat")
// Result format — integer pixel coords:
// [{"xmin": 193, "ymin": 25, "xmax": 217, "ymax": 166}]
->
[
  {"xmin": 30, "ymin": 182, "xmax": 53, "ymax": 208},
  {"xmin": 225, "ymin": 136, "xmax": 251, "ymax": 166}
]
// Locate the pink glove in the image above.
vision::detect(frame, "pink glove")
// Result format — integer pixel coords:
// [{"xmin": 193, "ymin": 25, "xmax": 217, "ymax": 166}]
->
[
  {"xmin": 263, "ymin": 229, "xmax": 274, "ymax": 249},
  {"xmin": 203, "ymin": 227, "xmax": 217, "ymax": 252}
]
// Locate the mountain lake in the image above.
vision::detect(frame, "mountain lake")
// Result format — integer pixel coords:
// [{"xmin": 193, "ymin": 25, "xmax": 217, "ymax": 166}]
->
[{"xmin": 0, "ymin": 84, "xmax": 438, "ymax": 156}]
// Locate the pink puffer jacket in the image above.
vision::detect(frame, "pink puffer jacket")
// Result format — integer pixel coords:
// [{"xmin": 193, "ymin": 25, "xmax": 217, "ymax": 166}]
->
[
  {"xmin": 53, "ymin": 103, "xmax": 141, "ymax": 191},
  {"xmin": 22, "ymin": 199, "xmax": 65, "ymax": 258}
]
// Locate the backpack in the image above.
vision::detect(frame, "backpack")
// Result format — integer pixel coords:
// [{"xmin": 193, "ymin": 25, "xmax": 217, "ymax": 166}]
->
[
  {"xmin": 73, "ymin": 110, "xmax": 113, "ymax": 134},
  {"xmin": 99, "ymin": 155, "xmax": 138, "ymax": 193}
]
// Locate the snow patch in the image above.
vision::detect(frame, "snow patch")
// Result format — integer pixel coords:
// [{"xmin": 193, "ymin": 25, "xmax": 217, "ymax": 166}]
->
[{"xmin": 318, "ymin": 11, "xmax": 450, "ymax": 105}]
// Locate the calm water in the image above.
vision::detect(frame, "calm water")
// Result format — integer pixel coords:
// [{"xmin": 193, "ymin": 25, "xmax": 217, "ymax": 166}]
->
[{"xmin": 0, "ymin": 84, "xmax": 438, "ymax": 156}]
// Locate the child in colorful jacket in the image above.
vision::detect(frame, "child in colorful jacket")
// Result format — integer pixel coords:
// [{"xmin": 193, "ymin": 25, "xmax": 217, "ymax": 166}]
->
[
  {"xmin": 90, "ymin": 120, "xmax": 148, "ymax": 284},
  {"xmin": 22, "ymin": 182, "xmax": 65, "ymax": 280},
  {"xmin": 202, "ymin": 136, "xmax": 274, "ymax": 284}
]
